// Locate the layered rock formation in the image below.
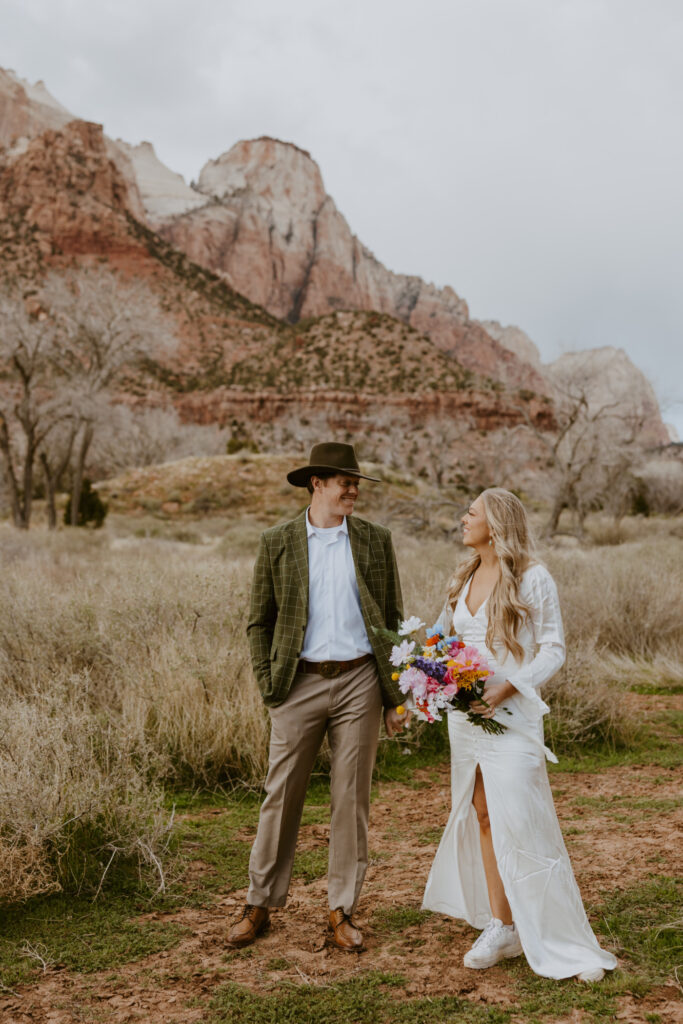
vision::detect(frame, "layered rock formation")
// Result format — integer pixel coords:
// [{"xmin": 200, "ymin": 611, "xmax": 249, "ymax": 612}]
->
[
  {"xmin": 0, "ymin": 120, "xmax": 143, "ymax": 272},
  {"xmin": 0, "ymin": 116, "xmax": 552, "ymax": 490},
  {"xmin": 0, "ymin": 67, "xmax": 145, "ymax": 220},
  {"xmin": 158, "ymin": 137, "xmax": 546, "ymax": 391},
  {"xmin": 0, "ymin": 66, "xmax": 669, "ymax": 466}
]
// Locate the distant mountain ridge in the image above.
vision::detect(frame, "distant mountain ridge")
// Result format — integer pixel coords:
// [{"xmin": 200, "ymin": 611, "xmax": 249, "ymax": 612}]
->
[
  {"xmin": 0, "ymin": 112, "xmax": 557, "ymax": 491},
  {"xmin": 0, "ymin": 66, "xmax": 670, "ymax": 449}
]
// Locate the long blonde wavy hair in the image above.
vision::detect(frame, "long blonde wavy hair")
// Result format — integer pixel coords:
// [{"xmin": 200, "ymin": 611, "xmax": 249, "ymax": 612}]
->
[{"xmin": 446, "ymin": 488, "xmax": 536, "ymax": 661}]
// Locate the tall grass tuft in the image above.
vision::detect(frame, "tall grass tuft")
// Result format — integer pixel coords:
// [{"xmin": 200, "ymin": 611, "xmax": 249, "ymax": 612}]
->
[{"xmin": 0, "ymin": 681, "xmax": 171, "ymax": 905}]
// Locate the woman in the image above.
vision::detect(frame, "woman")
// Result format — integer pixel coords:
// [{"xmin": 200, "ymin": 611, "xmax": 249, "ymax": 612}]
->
[{"xmin": 422, "ymin": 489, "xmax": 617, "ymax": 981}]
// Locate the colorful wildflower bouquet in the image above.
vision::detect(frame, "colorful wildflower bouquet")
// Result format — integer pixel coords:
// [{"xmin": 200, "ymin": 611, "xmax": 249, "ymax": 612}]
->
[{"xmin": 375, "ymin": 616, "xmax": 508, "ymax": 735}]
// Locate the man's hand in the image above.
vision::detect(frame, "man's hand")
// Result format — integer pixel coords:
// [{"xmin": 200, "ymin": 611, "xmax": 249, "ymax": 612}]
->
[{"xmin": 384, "ymin": 705, "xmax": 412, "ymax": 738}]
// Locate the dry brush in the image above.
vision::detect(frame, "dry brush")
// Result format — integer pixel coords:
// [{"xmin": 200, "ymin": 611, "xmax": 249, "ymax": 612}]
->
[{"xmin": 0, "ymin": 516, "xmax": 680, "ymax": 905}]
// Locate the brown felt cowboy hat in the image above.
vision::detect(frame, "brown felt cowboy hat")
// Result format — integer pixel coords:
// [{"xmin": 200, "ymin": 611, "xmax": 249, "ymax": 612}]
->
[{"xmin": 287, "ymin": 443, "xmax": 381, "ymax": 487}]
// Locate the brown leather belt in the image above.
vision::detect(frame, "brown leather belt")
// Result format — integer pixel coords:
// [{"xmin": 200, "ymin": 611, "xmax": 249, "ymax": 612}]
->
[{"xmin": 297, "ymin": 653, "xmax": 374, "ymax": 679}]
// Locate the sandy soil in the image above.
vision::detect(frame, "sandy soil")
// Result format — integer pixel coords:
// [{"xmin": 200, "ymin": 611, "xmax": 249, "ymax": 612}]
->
[{"xmin": 2, "ymin": 755, "xmax": 681, "ymax": 1024}]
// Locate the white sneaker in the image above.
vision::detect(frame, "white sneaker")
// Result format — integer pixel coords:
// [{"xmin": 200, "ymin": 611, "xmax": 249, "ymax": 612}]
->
[
  {"xmin": 463, "ymin": 918, "xmax": 523, "ymax": 969},
  {"xmin": 576, "ymin": 967, "xmax": 605, "ymax": 983}
]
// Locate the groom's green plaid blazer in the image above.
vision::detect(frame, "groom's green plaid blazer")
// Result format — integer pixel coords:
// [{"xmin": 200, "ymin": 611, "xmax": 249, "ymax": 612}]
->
[{"xmin": 247, "ymin": 509, "xmax": 404, "ymax": 708}]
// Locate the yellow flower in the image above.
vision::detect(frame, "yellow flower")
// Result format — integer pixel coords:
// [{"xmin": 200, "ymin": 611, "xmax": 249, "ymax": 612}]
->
[
  {"xmin": 391, "ymin": 672, "xmax": 400, "ymax": 681},
  {"xmin": 396, "ymin": 705, "xmax": 406, "ymax": 716},
  {"xmin": 447, "ymin": 659, "xmax": 456, "ymax": 667}
]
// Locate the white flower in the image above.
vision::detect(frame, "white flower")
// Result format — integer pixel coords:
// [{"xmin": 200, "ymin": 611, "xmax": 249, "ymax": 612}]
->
[
  {"xmin": 390, "ymin": 639, "xmax": 415, "ymax": 666},
  {"xmin": 398, "ymin": 616, "xmax": 425, "ymax": 636}
]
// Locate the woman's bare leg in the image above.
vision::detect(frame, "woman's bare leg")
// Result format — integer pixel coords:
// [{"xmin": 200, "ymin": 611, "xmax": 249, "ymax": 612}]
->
[{"xmin": 472, "ymin": 766, "xmax": 513, "ymax": 924}]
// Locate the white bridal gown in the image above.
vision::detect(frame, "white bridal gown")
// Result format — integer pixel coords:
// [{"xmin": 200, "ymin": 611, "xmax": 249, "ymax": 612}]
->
[{"xmin": 422, "ymin": 563, "xmax": 617, "ymax": 979}]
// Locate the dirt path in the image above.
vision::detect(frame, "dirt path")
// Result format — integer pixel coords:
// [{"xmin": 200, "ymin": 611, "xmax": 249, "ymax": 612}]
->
[{"xmin": 2, "ymin": 760, "xmax": 681, "ymax": 1024}]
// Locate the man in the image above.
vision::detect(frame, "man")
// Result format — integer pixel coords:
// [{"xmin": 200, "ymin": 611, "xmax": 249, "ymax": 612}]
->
[{"xmin": 228, "ymin": 442, "xmax": 410, "ymax": 953}]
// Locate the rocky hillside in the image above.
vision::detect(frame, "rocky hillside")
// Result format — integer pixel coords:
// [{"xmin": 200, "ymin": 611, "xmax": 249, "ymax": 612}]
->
[
  {"xmin": 0, "ymin": 67, "xmax": 145, "ymax": 220},
  {"xmin": 0, "ymin": 66, "xmax": 669, "ymax": 465},
  {"xmin": 151, "ymin": 137, "xmax": 545, "ymax": 391},
  {"xmin": 0, "ymin": 115, "xmax": 554, "ymax": 489}
]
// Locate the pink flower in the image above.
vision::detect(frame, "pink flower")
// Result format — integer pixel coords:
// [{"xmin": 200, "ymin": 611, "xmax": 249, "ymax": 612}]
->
[
  {"xmin": 398, "ymin": 666, "xmax": 429, "ymax": 699},
  {"xmin": 449, "ymin": 645, "xmax": 492, "ymax": 675}
]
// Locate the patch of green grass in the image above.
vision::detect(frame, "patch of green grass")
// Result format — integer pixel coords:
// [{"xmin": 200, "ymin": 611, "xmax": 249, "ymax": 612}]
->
[
  {"xmin": 0, "ymin": 894, "xmax": 189, "ymax": 988},
  {"xmin": 550, "ymin": 738, "xmax": 682, "ymax": 773},
  {"xmin": 571, "ymin": 795, "xmax": 681, "ymax": 815},
  {"xmin": 168, "ymin": 788, "xmax": 253, "ymax": 813},
  {"xmin": 176, "ymin": 794, "xmax": 329, "ymax": 897},
  {"xmin": 206, "ymin": 972, "xmax": 511, "ymax": 1024},
  {"xmin": 265, "ymin": 956, "xmax": 290, "ymax": 971},
  {"xmin": 630, "ymin": 682, "xmax": 683, "ymax": 695},
  {"xmin": 371, "ymin": 906, "xmax": 431, "ymax": 933},
  {"xmin": 416, "ymin": 825, "xmax": 445, "ymax": 845},
  {"xmin": 549, "ymin": 707, "xmax": 682, "ymax": 773},
  {"xmin": 503, "ymin": 962, "xmax": 649, "ymax": 1024},
  {"xmin": 292, "ymin": 847, "xmax": 328, "ymax": 883},
  {"xmin": 300, "ymin": 804, "xmax": 329, "ymax": 826},
  {"xmin": 597, "ymin": 875, "xmax": 682, "ymax": 981},
  {"xmin": 375, "ymin": 707, "xmax": 683, "ymax": 779},
  {"xmin": 178, "ymin": 816, "xmax": 253, "ymax": 898}
]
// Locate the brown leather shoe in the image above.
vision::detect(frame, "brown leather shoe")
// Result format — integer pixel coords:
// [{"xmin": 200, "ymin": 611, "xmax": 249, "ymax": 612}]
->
[
  {"xmin": 227, "ymin": 904, "xmax": 270, "ymax": 948},
  {"xmin": 328, "ymin": 908, "xmax": 365, "ymax": 952}
]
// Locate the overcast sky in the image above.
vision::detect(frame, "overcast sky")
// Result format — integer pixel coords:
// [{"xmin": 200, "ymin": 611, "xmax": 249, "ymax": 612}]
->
[{"xmin": 3, "ymin": 0, "xmax": 682, "ymax": 435}]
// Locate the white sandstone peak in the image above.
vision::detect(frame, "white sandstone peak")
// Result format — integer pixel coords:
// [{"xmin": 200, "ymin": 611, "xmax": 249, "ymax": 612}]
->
[
  {"xmin": 116, "ymin": 139, "xmax": 208, "ymax": 222},
  {"xmin": 197, "ymin": 136, "xmax": 326, "ymax": 237},
  {"xmin": 545, "ymin": 347, "xmax": 669, "ymax": 444},
  {"xmin": 478, "ymin": 320, "xmax": 543, "ymax": 370},
  {"xmin": 2, "ymin": 68, "xmax": 72, "ymax": 116}
]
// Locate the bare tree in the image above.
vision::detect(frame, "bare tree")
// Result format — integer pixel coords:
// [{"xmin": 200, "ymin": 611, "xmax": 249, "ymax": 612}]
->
[
  {"xmin": 88, "ymin": 405, "xmax": 228, "ymax": 478},
  {"xmin": 0, "ymin": 291, "xmax": 73, "ymax": 528},
  {"xmin": 39, "ymin": 419, "xmax": 79, "ymax": 529},
  {"xmin": 519, "ymin": 358, "xmax": 647, "ymax": 535},
  {"xmin": 40, "ymin": 267, "xmax": 173, "ymax": 525},
  {"xmin": 0, "ymin": 268, "xmax": 174, "ymax": 529}
]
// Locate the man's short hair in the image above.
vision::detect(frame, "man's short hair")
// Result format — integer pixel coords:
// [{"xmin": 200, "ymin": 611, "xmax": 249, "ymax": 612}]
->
[{"xmin": 306, "ymin": 470, "xmax": 338, "ymax": 495}]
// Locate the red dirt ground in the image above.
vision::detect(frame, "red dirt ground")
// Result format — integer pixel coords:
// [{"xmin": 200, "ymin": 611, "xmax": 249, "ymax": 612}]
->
[{"xmin": 1, "ymin": 753, "xmax": 681, "ymax": 1024}]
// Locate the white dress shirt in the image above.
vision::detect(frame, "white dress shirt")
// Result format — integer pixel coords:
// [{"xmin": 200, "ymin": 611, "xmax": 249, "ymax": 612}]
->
[{"xmin": 299, "ymin": 508, "xmax": 373, "ymax": 662}]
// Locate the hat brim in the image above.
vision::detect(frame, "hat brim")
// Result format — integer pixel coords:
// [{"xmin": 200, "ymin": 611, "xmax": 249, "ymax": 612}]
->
[{"xmin": 287, "ymin": 464, "xmax": 381, "ymax": 487}]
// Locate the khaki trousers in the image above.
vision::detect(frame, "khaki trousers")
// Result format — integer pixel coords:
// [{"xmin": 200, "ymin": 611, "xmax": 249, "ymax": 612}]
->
[{"xmin": 247, "ymin": 659, "xmax": 383, "ymax": 916}]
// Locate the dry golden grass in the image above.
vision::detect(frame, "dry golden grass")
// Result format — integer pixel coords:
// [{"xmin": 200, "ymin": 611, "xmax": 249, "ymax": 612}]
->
[{"xmin": 0, "ymin": 502, "xmax": 680, "ymax": 905}]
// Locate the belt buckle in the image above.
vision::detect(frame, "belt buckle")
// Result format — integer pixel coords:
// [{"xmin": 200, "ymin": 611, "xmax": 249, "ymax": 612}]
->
[{"xmin": 319, "ymin": 660, "xmax": 340, "ymax": 679}]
